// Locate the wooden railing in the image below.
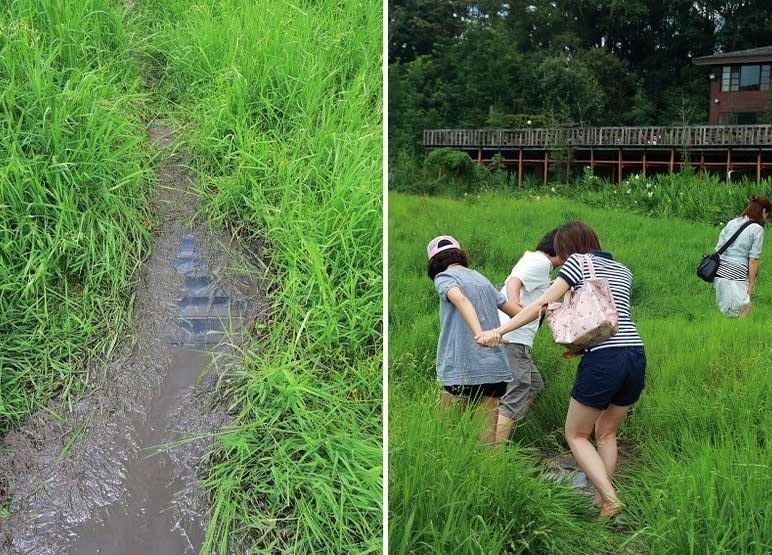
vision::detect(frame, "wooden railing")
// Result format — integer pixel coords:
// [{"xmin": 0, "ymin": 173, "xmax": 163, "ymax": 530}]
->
[{"xmin": 424, "ymin": 125, "xmax": 772, "ymax": 148}]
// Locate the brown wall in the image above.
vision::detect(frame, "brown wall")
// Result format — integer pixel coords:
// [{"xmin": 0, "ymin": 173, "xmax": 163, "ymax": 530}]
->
[{"xmin": 707, "ymin": 67, "xmax": 771, "ymax": 124}]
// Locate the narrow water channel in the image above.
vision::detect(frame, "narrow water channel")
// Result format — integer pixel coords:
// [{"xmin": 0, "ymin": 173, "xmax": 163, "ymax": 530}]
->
[{"xmin": 0, "ymin": 120, "xmax": 264, "ymax": 554}]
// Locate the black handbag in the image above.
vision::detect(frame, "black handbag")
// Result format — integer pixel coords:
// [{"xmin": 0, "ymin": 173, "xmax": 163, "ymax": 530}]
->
[
  {"xmin": 697, "ymin": 221, "xmax": 754, "ymax": 283},
  {"xmin": 696, "ymin": 252, "xmax": 721, "ymax": 282}
]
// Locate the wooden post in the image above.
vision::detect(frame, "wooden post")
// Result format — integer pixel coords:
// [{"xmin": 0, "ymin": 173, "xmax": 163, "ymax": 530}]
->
[
  {"xmin": 669, "ymin": 148, "xmax": 675, "ymax": 173},
  {"xmin": 518, "ymin": 148, "xmax": 523, "ymax": 187},
  {"xmin": 642, "ymin": 149, "xmax": 647, "ymax": 178},
  {"xmin": 726, "ymin": 147, "xmax": 731, "ymax": 181},
  {"xmin": 543, "ymin": 150, "xmax": 549, "ymax": 186},
  {"xmin": 758, "ymin": 150, "xmax": 762, "ymax": 183},
  {"xmin": 617, "ymin": 148, "xmax": 622, "ymax": 183},
  {"xmin": 699, "ymin": 152, "xmax": 705, "ymax": 178}
]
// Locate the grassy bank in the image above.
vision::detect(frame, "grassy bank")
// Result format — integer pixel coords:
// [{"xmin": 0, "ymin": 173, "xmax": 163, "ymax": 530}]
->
[
  {"xmin": 0, "ymin": 0, "xmax": 153, "ymax": 435},
  {"xmin": 389, "ymin": 191, "xmax": 770, "ymax": 553},
  {"xmin": 389, "ymin": 150, "xmax": 772, "ymax": 226},
  {"xmin": 133, "ymin": 0, "xmax": 383, "ymax": 552}
]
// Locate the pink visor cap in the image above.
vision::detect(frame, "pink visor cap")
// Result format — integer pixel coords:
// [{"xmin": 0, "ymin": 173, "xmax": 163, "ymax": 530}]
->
[{"xmin": 427, "ymin": 235, "xmax": 461, "ymax": 259}]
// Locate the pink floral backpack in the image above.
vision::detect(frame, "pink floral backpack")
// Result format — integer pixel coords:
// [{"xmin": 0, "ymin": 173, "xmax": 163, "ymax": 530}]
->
[{"xmin": 544, "ymin": 254, "xmax": 618, "ymax": 353}]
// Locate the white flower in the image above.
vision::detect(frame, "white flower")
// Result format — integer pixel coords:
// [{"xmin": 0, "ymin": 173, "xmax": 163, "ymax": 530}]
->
[{"xmin": 647, "ymin": 191, "xmax": 653, "ymax": 198}]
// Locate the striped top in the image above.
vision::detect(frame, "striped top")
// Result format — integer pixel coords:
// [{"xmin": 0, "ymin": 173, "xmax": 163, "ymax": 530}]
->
[
  {"xmin": 715, "ymin": 259, "xmax": 749, "ymax": 281},
  {"xmin": 557, "ymin": 252, "xmax": 643, "ymax": 351}
]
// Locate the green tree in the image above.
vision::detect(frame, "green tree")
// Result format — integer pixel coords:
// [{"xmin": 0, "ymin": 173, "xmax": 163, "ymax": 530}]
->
[
  {"xmin": 711, "ymin": 0, "xmax": 772, "ymax": 52},
  {"xmin": 388, "ymin": 0, "xmax": 772, "ymax": 160},
  {"xmin": 537, "ymin": 54, "xmax": 605, "ymax": 125},
  {"xmin": 388, "ymin": 56, "xmax": 450, "ymax": 156},
  {"xmin": 388, "ymin": 0, "xmax": 467, "ymax": 63}
]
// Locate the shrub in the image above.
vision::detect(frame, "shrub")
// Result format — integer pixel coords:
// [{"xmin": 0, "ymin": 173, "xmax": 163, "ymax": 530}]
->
[{"xmin": 424, "ymin": 148, "xmax": 476, "ymax": 179}]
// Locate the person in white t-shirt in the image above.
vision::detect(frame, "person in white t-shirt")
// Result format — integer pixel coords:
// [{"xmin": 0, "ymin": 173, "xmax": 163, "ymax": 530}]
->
[{"xmin": 495, "ymin": 228, "xmax": 562, "ymax": 445}]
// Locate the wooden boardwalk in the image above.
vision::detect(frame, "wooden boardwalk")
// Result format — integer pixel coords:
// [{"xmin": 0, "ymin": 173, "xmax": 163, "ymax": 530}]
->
[{"xmin": 423, "ymin": 126, "xmax": 772, "ymax": 184}]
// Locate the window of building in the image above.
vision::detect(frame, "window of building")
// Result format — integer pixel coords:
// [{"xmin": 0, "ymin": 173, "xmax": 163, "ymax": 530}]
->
[
  {"xmin": 721, "ymin": 64, "xmax": 772, "ymax": 92},
  {"xmin": 737, "ymin": 112, "xmax": 759, "ymax": 124},
  {"xmin": 721, "ymin": 112, "xmax": 761, "ymax": 125}
]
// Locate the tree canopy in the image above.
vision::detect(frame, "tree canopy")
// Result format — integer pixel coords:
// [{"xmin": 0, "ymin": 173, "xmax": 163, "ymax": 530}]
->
[{"xmin": 389, "ymin": 0, "xmax": 772, "ymax": 156}]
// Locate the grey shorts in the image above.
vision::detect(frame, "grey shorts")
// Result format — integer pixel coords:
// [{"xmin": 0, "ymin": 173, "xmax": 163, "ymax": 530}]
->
[{"xmin": 498, "ymin": 344, "xmax": 545, "ymax": 420}]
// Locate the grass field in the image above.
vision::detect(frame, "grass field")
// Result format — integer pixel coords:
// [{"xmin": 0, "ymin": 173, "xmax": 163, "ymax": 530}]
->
[
  {"xmin": 0, "ymin": 0, "xmax": 153, "ymax": 436},
  {"xmin": 2, "ymin": 1, "xmax": 382, "ymax": 552},
  {"xmin": 388, "ymin": 191, "xmax": 771, "ymax": 553}
]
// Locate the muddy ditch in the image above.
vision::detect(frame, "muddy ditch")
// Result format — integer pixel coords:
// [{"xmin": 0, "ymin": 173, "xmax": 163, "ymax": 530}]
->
[{"xmin": 0, "ymin": 120, "xmax": 266, "ymax": 554}]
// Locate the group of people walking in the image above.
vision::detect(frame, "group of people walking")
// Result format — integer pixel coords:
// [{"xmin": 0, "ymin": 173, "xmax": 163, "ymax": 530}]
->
[{"xmin": 425, "ymin": 195, "xmax": 768, "ymax": 519}]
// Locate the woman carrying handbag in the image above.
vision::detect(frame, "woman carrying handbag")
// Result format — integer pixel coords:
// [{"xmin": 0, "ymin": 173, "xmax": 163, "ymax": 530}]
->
[
  {"xmin": 477, "ymin": 221, "xmax": 645, "ymax": 519},
  {"xmin": 712, "ymin": 194, "xmax": 770, "ymax": 318}
]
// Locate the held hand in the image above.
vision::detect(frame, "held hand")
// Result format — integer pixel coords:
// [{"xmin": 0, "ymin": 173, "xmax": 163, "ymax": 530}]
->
[{"xmin": 475, "ymin": 329, "xmax": 503, "ymax": 347}]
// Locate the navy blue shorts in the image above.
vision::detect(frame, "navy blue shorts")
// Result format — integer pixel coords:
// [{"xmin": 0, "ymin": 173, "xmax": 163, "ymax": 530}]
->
[
  {"xmin": 571, "ymin": 346, "xmax": 646, "ymax": 410},
  {"xmin": 444, "ymin": 381, "xmax": 507, "ymax": 401}
]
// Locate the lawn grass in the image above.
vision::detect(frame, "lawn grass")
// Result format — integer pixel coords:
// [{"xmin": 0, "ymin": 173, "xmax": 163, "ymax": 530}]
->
[{"xmin": 388, "ymin": 191, "xmax": 771, "ymax": 553}]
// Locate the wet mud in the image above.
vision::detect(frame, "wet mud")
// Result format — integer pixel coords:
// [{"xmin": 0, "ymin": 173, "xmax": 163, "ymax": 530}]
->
[
  {"xmin": 0, "ymin": 120, "xmax": 265, "ymax": 554},
  {"xmin": 540, "ymin": 441, "xmax": 640, "ymax": 504}
]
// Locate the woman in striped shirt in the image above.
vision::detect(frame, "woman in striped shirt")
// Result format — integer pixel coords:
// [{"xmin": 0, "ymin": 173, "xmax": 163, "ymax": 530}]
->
[
  {"xmin": 477, "ymin": 221, "xmax": 645, "ymax": 519},
  {"xmin": 714, "ymin": 194, "xmax": 770, "ymax": 318}
]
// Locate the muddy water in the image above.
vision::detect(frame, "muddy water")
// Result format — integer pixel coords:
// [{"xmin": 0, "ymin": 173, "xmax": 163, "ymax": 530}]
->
[{"xmin": 0, "ymin": 121, "xmax": 264, "ymax": 554}]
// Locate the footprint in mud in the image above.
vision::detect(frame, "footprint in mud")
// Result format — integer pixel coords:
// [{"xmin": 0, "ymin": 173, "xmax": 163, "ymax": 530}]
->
[{"xmin": 172, "ymin": 236, "xmax": 251, "ymax": 347}]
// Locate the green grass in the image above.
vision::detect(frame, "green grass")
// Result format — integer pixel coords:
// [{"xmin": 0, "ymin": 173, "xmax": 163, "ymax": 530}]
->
[
  {"xmin": 2, "ymin": 1, "xmax": 382, "ymax": 552},
  {"xmin": 0, "ymin": 0, "xmax": 153, "ymax": 435},
  {"xmin": 389, "ymin": 390, "xmax": 618, "ymax": 554},
  {"xmin": 132, "ymin": 0, "xmax": 383, "ymax": 551},
  {"xmin": 389, "ymin": 191, "xmax": 771, "ymax": 553}
]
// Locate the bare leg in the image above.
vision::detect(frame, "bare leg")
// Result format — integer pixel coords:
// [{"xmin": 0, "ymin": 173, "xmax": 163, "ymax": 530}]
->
[
  {"xmin": 594, "ymin": 404, "xmax": 630, "ymax": 475},
  {"xmin": 440, "ymin": 390, "xmax": 463, "ymax": 416},
  {"xmin": 591, "ymin": 403, "xmax": 631, "ymax": 506},
  {"xmin": 475, "ymin": 395, "xmax": 500, "ymax": 445},
  {"xmin": 738, "ymin": 302, "xmax": 752, "ymax": 319},
  {"xmin": 494, "ymin": 394, "xmax": 538, "ymax": 445},
  {"xmin": 494, "ymin": 414, "xmax": 516, "ymax": 446},
  {"xmin": 565, "ymin": 398, "xmax": 622, "ymax": 513}
]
